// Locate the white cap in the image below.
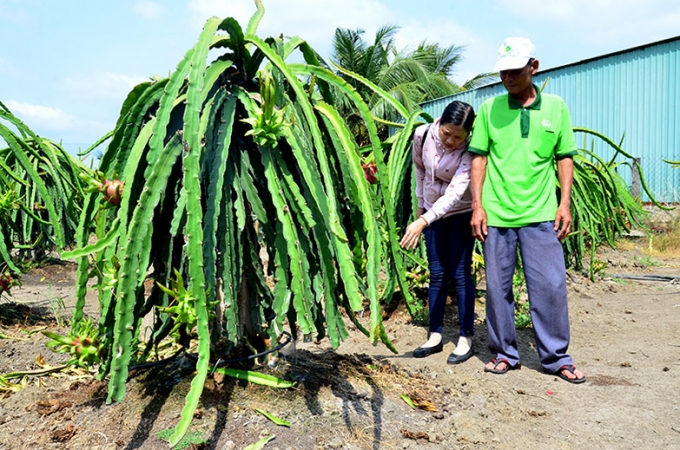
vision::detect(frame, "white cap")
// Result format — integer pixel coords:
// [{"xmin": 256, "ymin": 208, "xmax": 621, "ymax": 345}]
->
[{"xmin": 494, "ymin": 37, "xmax": 536, "ymax": 72}]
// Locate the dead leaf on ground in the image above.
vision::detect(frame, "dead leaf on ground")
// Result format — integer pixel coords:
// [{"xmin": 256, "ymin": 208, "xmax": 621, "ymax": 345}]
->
[
  {"xmin": 27, "ymin": 399, "xmax": 72, "ymax": 416},
  {"xmin": 408, "ymin": 393, "xmax": 438, "ymax": 412},
  {"xmin": 35, "ymin": 354, "xmax": 47, "ymax": 367},
  {"xmin": 401, "ymin": 428, "xmax": 429, "ymax": 440},
  {"xmin": 51, "ymin": 424, "xmax": 76, "ymax": 442},
  {"xmin": 528, "ymin": 410, "xmax": 548, "ymax": 417}
]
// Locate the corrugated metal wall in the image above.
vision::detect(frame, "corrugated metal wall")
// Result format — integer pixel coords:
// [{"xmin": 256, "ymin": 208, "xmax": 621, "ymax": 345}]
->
[{"xmin": 421, "ymin": 36, "xmax": 680, "ymax": 202}]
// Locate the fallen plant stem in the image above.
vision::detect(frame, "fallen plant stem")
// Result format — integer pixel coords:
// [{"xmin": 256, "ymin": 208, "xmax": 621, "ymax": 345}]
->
[
  {"xmin": 2, "ymin": 364, "xmax": 68, "ymax": 379},
  {"xmin": 520, "ymin": 392, "xmax": 550, "ymax": 401},
  {"xmin": 243, "ymin": 434, "xmax": 275, "ymax": 450},
  {"xmin": 0, "ymin": 331, "xmax": 29, "ymax": 340},
  {"xmin": 400, "ymin": 394, "xmax": 416, "ymax": 409},
  {"xmin": 214, "ymin": 367, "xmax": 295, "ymax": 389},
  {"xmin": 254, "ymin": 408, "xmax": 290, "ymax": 427},
  {"xmin": 25, "ymin": 326, "xmax": 48, "ymax": 336}
]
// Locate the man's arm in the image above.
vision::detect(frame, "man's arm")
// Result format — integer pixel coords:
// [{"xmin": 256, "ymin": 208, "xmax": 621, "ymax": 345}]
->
[
  {"xmin": 555, "ymin": 156, "xmax": 574, "ymax": 240},
  {"xmin": 470, "ymin": 154, "xmax": 488, "ymax": 241}
]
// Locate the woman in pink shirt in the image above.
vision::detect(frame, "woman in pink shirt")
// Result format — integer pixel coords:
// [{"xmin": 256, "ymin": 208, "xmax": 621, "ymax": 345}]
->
[{"xmin": 400, "ymin": 101, "xmax": 476, "ymax": 364}]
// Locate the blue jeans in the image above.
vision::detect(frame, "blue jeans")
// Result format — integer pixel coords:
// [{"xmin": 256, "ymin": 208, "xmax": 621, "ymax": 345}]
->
[{"xmin": 423, "ymin": 211, "xmax": 475, "ymax": 337}]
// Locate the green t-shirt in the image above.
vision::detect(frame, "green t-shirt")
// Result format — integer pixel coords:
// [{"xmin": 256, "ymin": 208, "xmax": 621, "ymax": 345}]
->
[{"xmin": 469, "ymin": 86, "xmax": 577, "ymax": 227}]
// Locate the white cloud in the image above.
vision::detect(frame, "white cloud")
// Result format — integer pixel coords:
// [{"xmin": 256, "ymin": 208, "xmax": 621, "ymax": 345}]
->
[
  {"xmin": 185, "ymin": 0, "xmax": 392, "ymax": 57},
  {"xmin": 177, "ymin": 0, "xmax": 680, "ymax": 88},
  {"xmin": 133, "ymin": 1, "xmax": 164, "ymax": 20},
  {"xmin": 186, "ymin": 0, "xmax": 252, "ymax": 27},
  {"xmin": 183, "ymin": 0, "xmax": 500, "ymax": 82},
  {"xmin": 495, "ymin": 0, "xmax": 680, "ymax": 48},
  {"xmin": 367, "ymin": 8, "xmax": 494, "ymax": 84},
  {"xmin": 63, "ymin": 72, "xmax": 148, "ymax": 100},
  {"xmin": 184, "ymin": 0, "xmax": 493, "ymax": 83},
  {"xmin": 496, "ymin": 0, "xmax": 579, "ymax": 20},
  {"xmin": 394, "ymin": 22, "xmax": 471, "ymax": 53},
  {"xmin": 3, "ymin": 100, "xmax": 78, "ymax": 131}
]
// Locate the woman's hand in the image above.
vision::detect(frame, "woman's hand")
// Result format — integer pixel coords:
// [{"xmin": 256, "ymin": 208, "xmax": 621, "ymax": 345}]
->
[{"xmin": 400, "ymin": 217, "xmax": 428, "ymax": 250}]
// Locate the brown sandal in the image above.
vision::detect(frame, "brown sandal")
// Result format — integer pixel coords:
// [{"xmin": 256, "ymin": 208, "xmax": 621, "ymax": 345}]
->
[
  {"xmin": 484, "ymin": 358, "xmax": 521, "ymax": 374},
  {"xmin": 552, "ymin": 364, "xmax": 586, "ymax": 384}
]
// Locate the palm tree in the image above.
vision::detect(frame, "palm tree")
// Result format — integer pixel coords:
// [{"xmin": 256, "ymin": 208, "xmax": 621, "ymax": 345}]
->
[
  {"xmin": 330, "ymin": 25, "xmax": 401, "ymax": 143},
  {"xmin": 330, "ymin": 24, "xmax": 495, "ymax": 143}
]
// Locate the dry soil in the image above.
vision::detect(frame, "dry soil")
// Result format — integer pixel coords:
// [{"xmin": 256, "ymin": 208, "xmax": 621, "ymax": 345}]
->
[{"xmin": 0, "ymin": 243, "xmax": 679, "ymax": 450}]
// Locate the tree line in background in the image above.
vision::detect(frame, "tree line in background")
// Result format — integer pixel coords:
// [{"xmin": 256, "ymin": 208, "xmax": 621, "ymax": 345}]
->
[{"xmin": 0, "ymin": 1, "xmax": 671, "ymax": 446}]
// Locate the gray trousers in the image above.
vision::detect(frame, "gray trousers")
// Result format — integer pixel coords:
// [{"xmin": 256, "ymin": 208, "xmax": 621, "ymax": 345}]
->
[{"xmin": 483, "ymin": 222, "xmax": 573, "ymax": 373}]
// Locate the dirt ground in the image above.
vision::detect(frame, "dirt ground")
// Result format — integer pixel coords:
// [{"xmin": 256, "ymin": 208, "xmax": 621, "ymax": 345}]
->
[{"xmin": 0, "ymin": 239, "xmax": 679, "ymax": 450}]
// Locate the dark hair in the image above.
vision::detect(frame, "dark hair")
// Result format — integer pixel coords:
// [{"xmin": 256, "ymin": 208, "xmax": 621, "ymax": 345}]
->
[{"xmin": 440, "ymin": 100, "xmax": 475, "ymax": 132}]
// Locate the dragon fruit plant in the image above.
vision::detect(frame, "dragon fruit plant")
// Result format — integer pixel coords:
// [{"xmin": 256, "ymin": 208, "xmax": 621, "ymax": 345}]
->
[
  {"xmin": 0, "ymin": 104, "xmax": 91, "ymax": 273},
  {"xmin": 62, "ymin": 1, "xmax": 425, "ymax": 445},
  {"xmin": 42, "ymin": 318, "xmax": 104, "ymax": 369}
]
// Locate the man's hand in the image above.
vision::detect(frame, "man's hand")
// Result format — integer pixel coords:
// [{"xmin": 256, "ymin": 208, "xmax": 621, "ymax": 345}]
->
[
  {"xmin": 555, "ymin": 156, "xmax": 574, "ymax": 241},
  {"xmin": 554, "ymin": 204, "xmax": 572, "ymax": 240},
  {"xmin": 471, "ymin": 207, "xmax": 488, "ymax": 242},
  {"xmin": 470, "ymin": 155, "xmax": 488, "ymax": 242}
]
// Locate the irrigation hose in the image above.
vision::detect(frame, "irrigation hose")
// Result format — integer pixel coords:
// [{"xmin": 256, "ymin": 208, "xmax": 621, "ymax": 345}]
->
[{"xmin": 607, "ymin": 274, "xmax": 680, "ymax": 282}]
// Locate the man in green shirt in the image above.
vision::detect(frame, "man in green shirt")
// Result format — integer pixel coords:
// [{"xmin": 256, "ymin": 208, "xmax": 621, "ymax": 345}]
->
[{"xmin": 469, "ymin": 37, "xmax": 586, "ymax": 383}]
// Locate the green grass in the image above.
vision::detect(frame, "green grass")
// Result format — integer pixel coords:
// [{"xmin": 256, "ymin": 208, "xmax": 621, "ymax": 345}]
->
[
  {"xmin": 633, "ymin": 255, "xmax": 661, "ymax": 268},
  {"xmin": 647, "ymin": 216, "xmax": 680, "ymax": 257},
  {"xmin": 513, "ymin": 270, "xmax": 532, "ymax": 329},
  {"xmin": 156, "ymin": 429, "xmax": 206, "ymax": 449}
]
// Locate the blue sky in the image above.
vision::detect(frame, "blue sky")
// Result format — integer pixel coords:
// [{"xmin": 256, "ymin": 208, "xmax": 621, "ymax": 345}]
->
[{"xmin": 2, "ymin": 0, "xmax": 679, "ymax": 155}]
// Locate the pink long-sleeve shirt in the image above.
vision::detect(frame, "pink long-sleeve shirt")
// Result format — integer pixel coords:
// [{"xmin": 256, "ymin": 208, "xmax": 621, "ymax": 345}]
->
[{"xmin": 413, "ymin": 119, "xmax": 472, "ymax": 225}]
